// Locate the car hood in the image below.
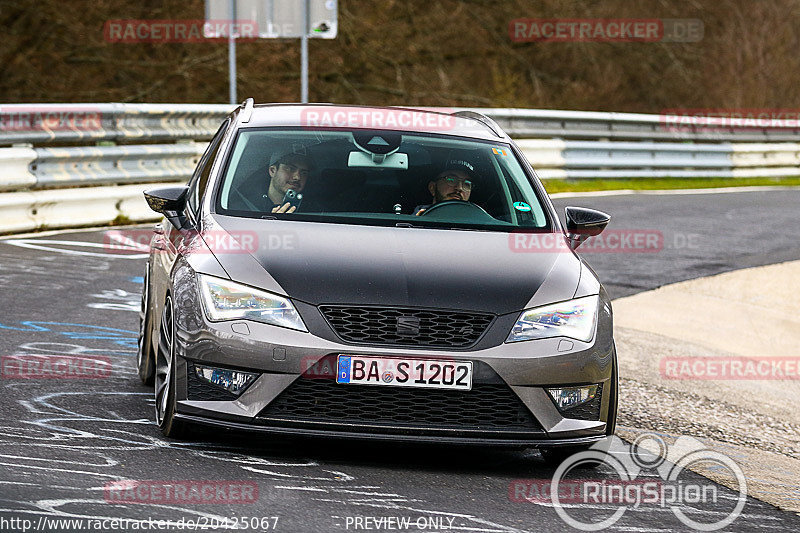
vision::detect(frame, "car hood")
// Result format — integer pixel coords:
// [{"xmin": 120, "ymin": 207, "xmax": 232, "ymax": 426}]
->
[{"xmin": 205, "ymin": 215, "xmax": 582, "ymax": 315}]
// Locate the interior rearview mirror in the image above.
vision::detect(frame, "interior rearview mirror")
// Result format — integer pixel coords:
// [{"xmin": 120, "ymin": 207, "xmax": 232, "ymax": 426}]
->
[
  {"xmin": 565, "ymin": 206, "xmax": 611, "ymax": 249},
  {"xmin": 348, "ymin": 151, "xmax": 408, "ymax": 169}
]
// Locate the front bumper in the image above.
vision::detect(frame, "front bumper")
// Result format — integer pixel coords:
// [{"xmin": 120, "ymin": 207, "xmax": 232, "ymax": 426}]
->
[
  {"xmin": 174, "ymin": 412, "xmax": 610, "ymax": 448},
  {"xmin": 168, "ymin": 269, "xmax": 616, "ymax": 446}
]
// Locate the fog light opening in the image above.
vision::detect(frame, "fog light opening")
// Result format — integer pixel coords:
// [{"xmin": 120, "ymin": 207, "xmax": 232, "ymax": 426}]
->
[
  {"xmin": 547, "ymin": 384, "xmax": 599, "ymax": 411},
  {"xmin": 194, "ymin": 364, "xmax": 258, "ymax": 396}
]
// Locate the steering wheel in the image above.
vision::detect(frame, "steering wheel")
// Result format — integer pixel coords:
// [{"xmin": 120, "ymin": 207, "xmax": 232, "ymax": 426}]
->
[{"xmin": 417, "ymin": 200, "xmax": 494, "ymax": 221}]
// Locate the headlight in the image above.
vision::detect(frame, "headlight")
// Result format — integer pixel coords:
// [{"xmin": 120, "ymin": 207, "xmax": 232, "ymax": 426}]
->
[
  {"xmin": 198, "ymin": 274, "xmax": 307, "ymax": 332},
  {"xmin": 506, "ymin": 295, "xmax": 598, "ymax": 343}
]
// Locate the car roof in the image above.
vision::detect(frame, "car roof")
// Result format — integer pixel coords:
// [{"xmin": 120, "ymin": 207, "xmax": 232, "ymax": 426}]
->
[{"xmin": 235, "ymin": 103, "xmax": 508, "ymax": 141}]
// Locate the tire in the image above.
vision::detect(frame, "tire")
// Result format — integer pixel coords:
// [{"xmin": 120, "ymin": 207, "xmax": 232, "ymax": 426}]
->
[
  {"xmin": 136, "ymin": 266, "xmax": 155, "ymax": 385},
  {"xmin": 605, "ymin": 345, "xmax": 619, "ymax": 437},
  {"xmin": 154, "ymin": 295, "xmax": 187, "ymax": 438},
  {"xmin": 541, "ymin": 347, "xmax": 618, "ymax": 467}
]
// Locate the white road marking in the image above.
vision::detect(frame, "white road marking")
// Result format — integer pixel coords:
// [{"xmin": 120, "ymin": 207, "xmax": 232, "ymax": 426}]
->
[{"xmin": 4, "ymin": 239, "xmax": 147, "ymax": 259}]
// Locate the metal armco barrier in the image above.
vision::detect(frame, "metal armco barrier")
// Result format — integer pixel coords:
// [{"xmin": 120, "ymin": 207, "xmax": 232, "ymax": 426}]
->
[
  {"xmin": 5, "ymin": 104, "xmax": 800, "ymax": 147},
  {"xmin": 515, "ymin": 139, "xmax": 800, "ymax": 179},
  {"xmin": 0, "ymin": 183, "xmax": 182, "ymax": 235},
  {"xmin": 477, "ymin": 108, "xmax": 800, "ymax": 142},
  {"xmin": 30, "ymin": 143, "xmax": 205, "ymax": 188},
  {"xmin": 0, "ymin": 103, "xmax": 234, "ymax": 146},
  {"xmin": 1, "ymin": 102, "xmax": 800, "ymax": 234}
]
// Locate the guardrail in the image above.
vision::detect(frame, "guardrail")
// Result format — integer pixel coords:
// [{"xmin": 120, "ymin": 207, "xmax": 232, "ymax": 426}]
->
[
  {"xmin": 478, "ymin": 108, "xmax": 800, "ymax": 142},
  {"xmin": 0, "ymin": 103, "xmax": 233, "ymax": 146},
  {"xmin": 515, "ymin": 139, "xmax": 800, "ymax": 179},
  {"xmin": 5, "ymin": 104, "xmax": 800, "ymax": 146},
  {"xmin": 1, "ymin": 102, "xmax": 799, "ymax": 235}
]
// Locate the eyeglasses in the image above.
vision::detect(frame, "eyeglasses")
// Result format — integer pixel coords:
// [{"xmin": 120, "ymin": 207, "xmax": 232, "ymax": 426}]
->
[
  {"xmin": 279, "ymin": 163, "xmax": 310, "ymax": 179},
  {"xmin": 437, "ymin": 175, "xmax": 473, "ymax": 190}
]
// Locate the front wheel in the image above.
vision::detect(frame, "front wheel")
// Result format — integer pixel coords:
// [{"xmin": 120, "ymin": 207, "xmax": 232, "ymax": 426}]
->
[{"xmin": 154, "ymin": 295, "xmax": 186, "ymax": 438}]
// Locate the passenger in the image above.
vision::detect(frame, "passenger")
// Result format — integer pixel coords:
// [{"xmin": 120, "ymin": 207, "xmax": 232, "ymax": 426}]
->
[
  {"xmin": 414, "ymin": 159, "xmax": 475, "ymax": 215},
  {"xmin": 266, "ymin": 149, "xmax": 313, "ymax": 213}
]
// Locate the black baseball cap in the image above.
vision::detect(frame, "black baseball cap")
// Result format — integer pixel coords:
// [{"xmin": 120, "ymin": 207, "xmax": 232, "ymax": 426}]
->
[
  {"xmin": 269, "ymin": 144, "xmax": 314, "ymax": 169},
  {"xmin": 437, "ymin": 158, "xmax": 476, "ymax": 180}
]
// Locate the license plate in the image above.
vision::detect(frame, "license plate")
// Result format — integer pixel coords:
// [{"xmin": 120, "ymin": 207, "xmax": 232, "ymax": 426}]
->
[{"xmin": 336, "ymin": 355, "xmax": 472, "ymax": 391}]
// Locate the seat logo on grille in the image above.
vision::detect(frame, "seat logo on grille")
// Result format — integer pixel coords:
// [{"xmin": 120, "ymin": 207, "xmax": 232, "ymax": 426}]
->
[{"xmin": 396, "ymin": 316, "xmax": 421, "ymax": 335}]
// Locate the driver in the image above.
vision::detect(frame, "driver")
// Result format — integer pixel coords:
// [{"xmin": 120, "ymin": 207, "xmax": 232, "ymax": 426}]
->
[{"xmin": 414, "ymin": 159, "xmax": 475, "ymax": 215}]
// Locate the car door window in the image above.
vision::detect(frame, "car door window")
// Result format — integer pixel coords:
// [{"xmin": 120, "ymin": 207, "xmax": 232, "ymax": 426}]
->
[{"xmin": 187, "ymin": 120, "xmax": 230, "ymax": 216}]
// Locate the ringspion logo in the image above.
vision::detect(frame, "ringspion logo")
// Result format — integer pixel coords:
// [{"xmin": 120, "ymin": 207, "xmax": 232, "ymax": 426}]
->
[{"xmin": 519, "ymin": 434, "xmax": 746, "ymax": 531}]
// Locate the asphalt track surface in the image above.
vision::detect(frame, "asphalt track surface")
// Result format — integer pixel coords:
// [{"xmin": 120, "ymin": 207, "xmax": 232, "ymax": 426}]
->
[{"xmin": 1, "ymin": 189, "xmax": 799, "ymax": 532}]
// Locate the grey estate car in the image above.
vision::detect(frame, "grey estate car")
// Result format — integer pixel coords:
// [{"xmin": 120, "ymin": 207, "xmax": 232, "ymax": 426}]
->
[{"xmin": 137, "ymin": 100, "xmax": 616, "ymax": 461}]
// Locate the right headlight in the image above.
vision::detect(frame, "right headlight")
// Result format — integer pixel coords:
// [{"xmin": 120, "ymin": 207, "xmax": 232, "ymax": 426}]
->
[
  {"xmin": 506, "ymin": 295, "xmax": 599, "ymax": 343},
  {"xmin": 198, "ymin": 274, "xmax": 307, "ymax": 332}
]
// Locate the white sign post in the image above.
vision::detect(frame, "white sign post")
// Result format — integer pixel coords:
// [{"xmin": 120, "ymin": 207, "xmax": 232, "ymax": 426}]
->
[{"xmin": 206, "ymin": 0, "xmax": 338, "ymax": 104}]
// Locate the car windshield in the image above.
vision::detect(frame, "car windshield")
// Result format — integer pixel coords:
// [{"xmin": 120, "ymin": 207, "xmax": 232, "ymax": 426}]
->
[{"xmin": 215, "ymin": 128, "xmax": 550, "ymax": 231}]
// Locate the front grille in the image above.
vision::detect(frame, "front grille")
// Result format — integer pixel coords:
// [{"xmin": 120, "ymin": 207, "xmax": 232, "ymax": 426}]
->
[
  {"xmin": 256, "ymin": 376, "xmax": 543, "ymax": 436},
  {"xmin": 319, "ymin": 305, "xmax": 494, "ymax": 348},
  {"xmin": 186, "ymin": 362, "xmax": 238, "ymax": 401}
]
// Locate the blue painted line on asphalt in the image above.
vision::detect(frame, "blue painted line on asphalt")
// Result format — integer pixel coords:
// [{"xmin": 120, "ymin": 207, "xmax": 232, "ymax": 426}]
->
[{"xmin": 0, "ymin": 321, "xmax": 138, "ymax": 350}]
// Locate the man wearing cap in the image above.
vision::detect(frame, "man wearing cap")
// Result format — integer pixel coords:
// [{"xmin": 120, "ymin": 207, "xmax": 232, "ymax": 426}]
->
[
  {"xmin": 414, "ymin": 159, "xmax": 476, "ymax": 215},
  {"xmin": 267, "ymin": 151, "xmax": 312, "ymax": 213}
]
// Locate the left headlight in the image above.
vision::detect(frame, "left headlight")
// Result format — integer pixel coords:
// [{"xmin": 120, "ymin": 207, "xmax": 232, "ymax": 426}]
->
[
  {"xmin": 506, "ymin": 295, "xmax": 598, "ymax": 343},
  {"xmin": 198, "ymin": 274, "xmax": 307, "ymax": 332}
]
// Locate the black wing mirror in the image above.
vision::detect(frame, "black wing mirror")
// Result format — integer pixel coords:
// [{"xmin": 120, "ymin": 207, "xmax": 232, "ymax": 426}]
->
[
  {"xmin": 565, "ymin": 206, "xmax": 611, "ymax": 249},
  {"xmin": 144, "ymin": 186, "xmax": 190, "ymax": 229}
]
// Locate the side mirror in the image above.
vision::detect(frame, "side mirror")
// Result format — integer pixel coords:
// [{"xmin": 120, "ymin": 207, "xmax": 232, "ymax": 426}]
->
[
  {"xmin": 565, "ymin": 206, "xmax": 611, "ymax": 249},
  {"xmin": 144, "ymin": 186, "xmax": 190, "ymax": 229}
]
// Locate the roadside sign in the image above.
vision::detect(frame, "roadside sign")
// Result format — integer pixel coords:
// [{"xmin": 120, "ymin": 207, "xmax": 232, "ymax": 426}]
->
[
  {"xmin": 205, "ymin": 0, "xmax": 337, "ymax": 39},
  {"xmin": 206, "ymin": 0, "xmax": 336, "ymax": 103}
]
